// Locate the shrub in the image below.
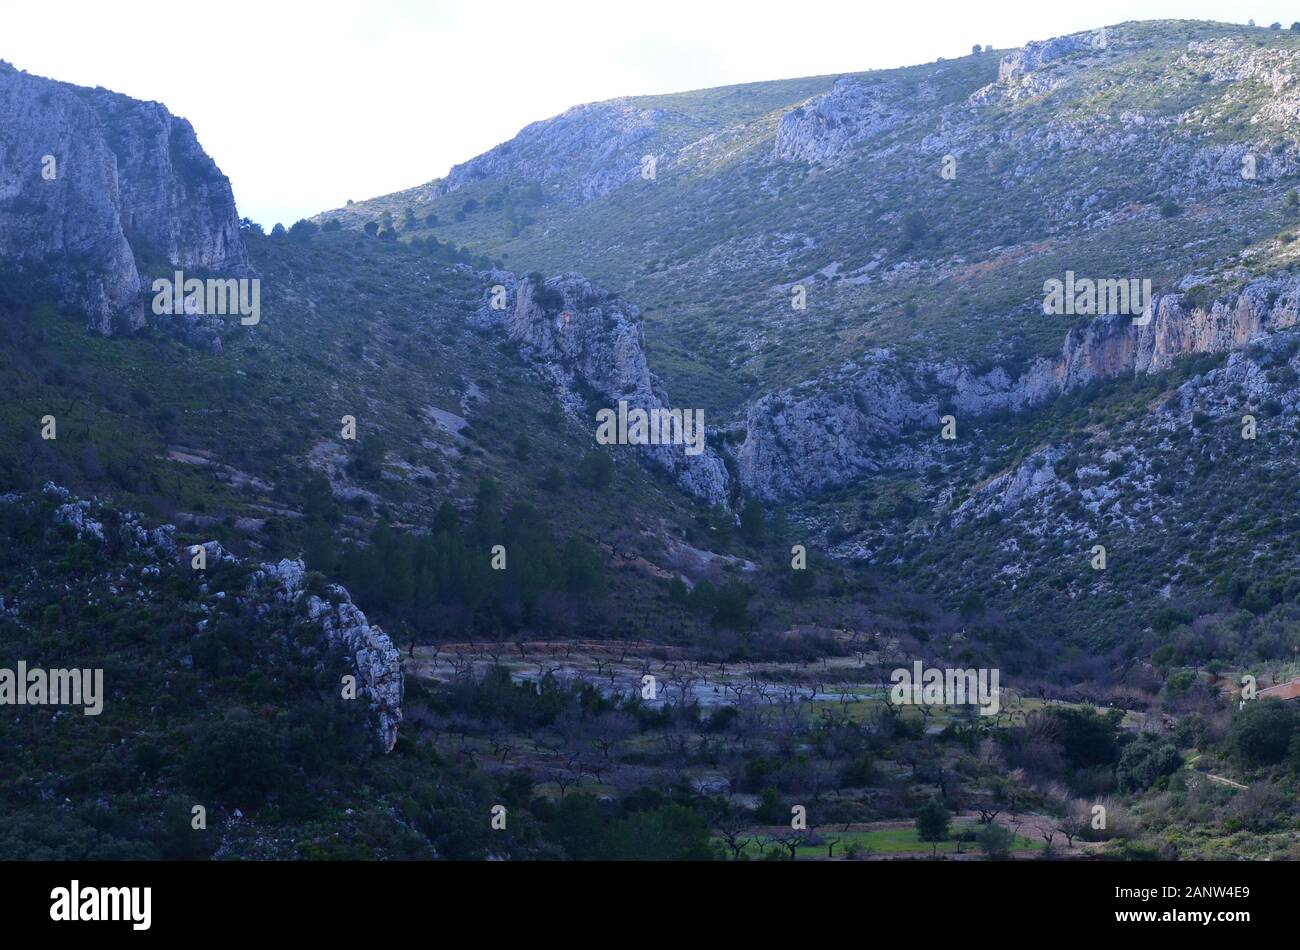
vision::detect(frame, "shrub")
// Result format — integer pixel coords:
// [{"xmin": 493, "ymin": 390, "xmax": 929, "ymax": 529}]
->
[{"xmin": 1231, "ymin": 699, "xmax": 1298, "ymax": 765}]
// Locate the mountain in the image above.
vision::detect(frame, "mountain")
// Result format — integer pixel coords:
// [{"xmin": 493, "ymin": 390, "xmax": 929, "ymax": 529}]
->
[
  {"xmin": 1, "ymin": 20, "xmax": 1297, "ymax": 862},
  {"xmin": 320, "ymin": 18, "xmax": 1300, "ymax": 649},
  {"xmin": 325, "ymin": 19, "xmax": 1300, "ymax": 410},
  {"xmin": 0, "ymin": 61, "xmax": 249, "ymax": 335}
]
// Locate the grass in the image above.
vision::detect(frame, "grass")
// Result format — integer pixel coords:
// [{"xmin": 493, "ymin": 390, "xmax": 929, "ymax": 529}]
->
[{"xmin": 738, "ymin": 824, "xmax": 1046, "ymax": 859}]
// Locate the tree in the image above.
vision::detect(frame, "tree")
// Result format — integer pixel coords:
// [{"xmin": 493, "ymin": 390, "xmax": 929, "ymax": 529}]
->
[
  {"xmin": 899, "ymin": 210, "xmax": 929, "ymax": 246},
  {"xmin": 1117, "ymin": 734, "xmax": 1182, "ymax": 791},
  {"xmin": 606, "ymin": 804, "xmax": 713, "ymax": 860},
  {"xmin": 976, "ymin": 823, "xmax": 1015, "ymax": 859},
  {"xmin": 1231, "ymin": 699, "xmax": 1298, "ymax": 765},
  {"xmin": 783, "ymin": 563, "xmax": 816, "ymax": 600},
  {"xmin": 972, "ymin": 44, "xmax": 982, "ymax": 53},
  {"xmin": 576, "ymin": 451, "xmax": 613, "ymax": 491},
  {"xmin": 562, "ymin": 537, "xmax": 605, "ymax": 597},
  {"xmin": 433, "ymin": 500, "xmax": 460, "ymax": 536},
  {"xmin": 709, "ymin": 579, "xmax": 752, "ymax": 631},
  {"xmin": 160, "ymin": 796, "xmax": 215, "ymax": 859},
  {"xmin": 473, "ymin": 477, "xmax": 502, "ymax": 538},
  {"xmin": 973, "ymin": 776, "xmax": 1010, "ymax": 824},
  {"xmin": 1056, "ymin": 801, "xmax": 1093, "ymax": 848},
  {"xmin": 712, "ymin": 814, "xmax": 754, "ymax": 860},
  {"xmin": 959, "ymin": 590, "xmax": 985, "ymax": 620},
  {"xmin": 301, "ymin": 515, "xmax": 336, "ymax": 573},
  {"xmin": 348, "ymin": 434, "xmax": 387, "ymax": 481},
  {"xmin": 183, "ymin": 710, "xmax": 288, "ymax": 808},
  {"xmin": 769, "ymin": 832, "xmax": 807, "ymax": 861},
  {"xmin": 549, "ymin": 793, "xmax": 609, "ymax": 860},
  {"xmin": 301, "ymin": 471, "xmax": 339, "ymax": 522},
  {"xmin": 915, "ymin": 797, "xmax": 950, "ymax": 856},
  {"xmin": 739, "ymin": 498, "xmax": 767, "ymax": 542},
  {"xmin": 288, "ymin": 218, "xmax": 319, "ymax": 242},
  {"xmin": 1048, "ymin": 707, "xmax": 1119, "ymax": 770}
]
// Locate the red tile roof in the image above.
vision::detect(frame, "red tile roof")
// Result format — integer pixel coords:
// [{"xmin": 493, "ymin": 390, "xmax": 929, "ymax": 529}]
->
[{"xmin": 1258, "ymin": 679, "xmax": 1300, "ymax": 701}]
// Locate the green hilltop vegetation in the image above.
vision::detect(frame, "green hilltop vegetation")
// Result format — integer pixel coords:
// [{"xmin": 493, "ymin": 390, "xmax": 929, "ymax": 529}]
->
[{"xmin": 324, "ymin": 19, "xmax": 1300, "ymax": 412}]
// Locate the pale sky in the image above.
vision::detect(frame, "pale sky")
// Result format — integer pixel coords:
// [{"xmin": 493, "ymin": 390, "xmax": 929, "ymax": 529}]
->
[{"xmin": 1, "ymin": 0, "xmax": 1292, "ymax": 226}]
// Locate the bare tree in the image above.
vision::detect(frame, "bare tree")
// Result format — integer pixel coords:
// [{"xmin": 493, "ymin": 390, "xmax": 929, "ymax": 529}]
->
[
  {"xmin": 485, "ymin": 719, "xmax": 513, "ymax": 764},
  {"xmin": 713, "ymin": 815, "xmax": 754, "ymax": 860},
  {"xmin": 771, "ymin": 832, "xmax": 807, "ymax": 861}
]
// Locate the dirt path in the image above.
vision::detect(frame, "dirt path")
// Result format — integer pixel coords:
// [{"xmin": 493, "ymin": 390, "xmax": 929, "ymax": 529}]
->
[{"xmin": 1204, "ymin": 773, "xmax": 1248, "ymax": 790}]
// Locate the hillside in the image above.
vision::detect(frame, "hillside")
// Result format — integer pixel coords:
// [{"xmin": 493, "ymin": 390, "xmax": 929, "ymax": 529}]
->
[
  {"xmin": 324, "ymin": 20, "xmax": 1300, "ymax": 410},
  {"xmin": 0, "ymin": 20, "xmax": 1297, "ymax": 863},
  {"xmin": 316, "ymin": 18, "xmax": 1300, "ymax": 663}
]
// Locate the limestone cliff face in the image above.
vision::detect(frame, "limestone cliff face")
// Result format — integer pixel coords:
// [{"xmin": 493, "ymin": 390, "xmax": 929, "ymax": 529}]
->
[
  {"xmin": 251, "ymin": 559, "xmax": 404, "ymax": 753},
  {"xmin": 436, "ymin": 102, "xmax": 664, "ymax": 206},
  {"xmin": 0, "ymin": 61, "xmax": 248, "ymax": 333},
  {"xmin": 737, "ymin": 273, "xmax": 1300, "ymax": 500},
  {"xmin": 997, "ymin": 32, "xmax": 1099, "ymax": 84},
  {"xmin": 952, "ymin": 323, "xmax": 1300, "ymax": 529},
  {"xmin": 1042, "ymin": 274, "xmax": 1300, "ymax": 387},
  {"xmin": 735, "ymin": 356, "xmax": 1036, "ymax": 499},
  {"xmin": 774, "ymin": 78, "xmax": 914, "ymax": 165},
  {"xmin": 477, "ymin": 271, "xmax": 731, "ymax": 506}
]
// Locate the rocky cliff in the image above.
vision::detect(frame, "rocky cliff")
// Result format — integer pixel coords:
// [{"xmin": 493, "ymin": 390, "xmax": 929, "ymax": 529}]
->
[
  {"xmin": 774, "ymin": 77, "xmax": 916, "ymax": 164},
  {"xmin": 437, "ymin": 102, "xmax": 665, "ymax": 206},
  {"xmin": 0, "ymin": 61, "xmax": 248, "ymax": 333},
  {"xmin": 477, "ymin": 271, "xmax": 731, "ymax": 506},
  {"xmin": 251, "ymin": 558, "xmax": 404, "ymax": 752},
  {"xmin": 737, "ymin": 273, "xmax": 1300, "ymax": 500},
  {"xmin": 950, "ymin": 322, "xmax": 1300, "ymax": 531}
]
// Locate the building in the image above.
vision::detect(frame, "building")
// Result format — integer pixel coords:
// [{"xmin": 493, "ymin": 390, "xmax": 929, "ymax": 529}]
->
[{"xmin": 1257, "ymin": 678, "xmax": 1300, "ymax": 702}]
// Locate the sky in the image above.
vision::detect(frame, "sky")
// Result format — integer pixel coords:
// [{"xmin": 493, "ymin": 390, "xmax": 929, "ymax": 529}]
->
[{"xmin": 1, "ymin": 0, "xmax": 1294, "ymax": 226}]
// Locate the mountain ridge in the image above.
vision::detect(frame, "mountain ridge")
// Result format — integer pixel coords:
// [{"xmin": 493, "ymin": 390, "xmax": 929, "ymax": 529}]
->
[{"xmin": 0, "ymin": 59, "xmax": 249, "ymax": 335}]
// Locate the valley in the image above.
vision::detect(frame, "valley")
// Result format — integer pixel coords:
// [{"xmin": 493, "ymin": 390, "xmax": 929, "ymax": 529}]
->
[{"xmin": 0, "ymin": 17, "xmax": 1297, "ymax": 865}]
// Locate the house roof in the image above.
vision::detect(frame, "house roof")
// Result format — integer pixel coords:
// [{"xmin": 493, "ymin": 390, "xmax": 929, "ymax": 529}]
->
[{"xmin": 1258, "ymin": 678, "xmax": 1300, "ymax": 701}]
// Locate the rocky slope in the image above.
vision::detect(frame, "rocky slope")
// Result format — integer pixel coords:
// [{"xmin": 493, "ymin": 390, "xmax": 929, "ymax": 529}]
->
[
  {"xmin": 6, "ymin": 483, "xmax": 403, "ymax": 750},
  {"xmin": 333, "ymin": 21, "xmax": 1300, "ymax": 422},
  {"xmin": 0, "ymin": 61, "xmax": 248, "ymax": 333},
  {"xmin": 736, "ymin": 273, "xmax": 1300, "ymax": 499},
  {"xmin": 475, "ymin": 270, "xmax": 731, "ymax": 506},
  {"xmin": 774, "ymin": 73, "xmax": 938, "ymax": 164},
  {"xmin": 438, "ymin": 102, "xmax": 666, "ymax": 206}
]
